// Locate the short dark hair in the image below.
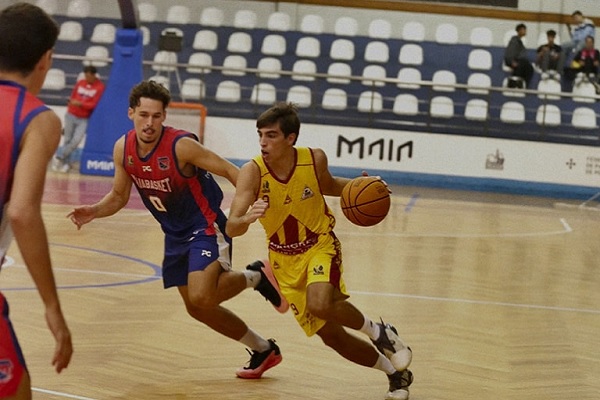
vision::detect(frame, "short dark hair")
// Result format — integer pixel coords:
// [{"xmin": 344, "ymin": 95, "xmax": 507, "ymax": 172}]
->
[
  {"xmin": 546, "ymin": 29, "xmax": 556, "ymax": 37},
  {"xmin": 256, "ymin": 102, "xmax": 301, "ymax": 143},
  {"xmin": 129, "ymin": 80, "xmax": 171, "ymax": 109},
  {"xmin": 83, "ymin": 66, "xmax": 97, "ymax": 74},
  {"xmin": 572, "ymin": 10, "xmax": 583, "ymax": 17},
  {"xmin": 0, "ymin": 3, "xmax": 59, "ymax": 74},
  {"xmin": 516, "ymin": 23, "xmax": 526, "ymax": 31}
]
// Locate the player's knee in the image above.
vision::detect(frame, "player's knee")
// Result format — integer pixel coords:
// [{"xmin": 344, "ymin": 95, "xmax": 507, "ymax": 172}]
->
[
  {"xmin": 306, "ymin": 300, "xmax": 334, "ymax": 320},
  {"xmin": 188, "ymin": 291, "xmax": 218, "ymax": 310}
]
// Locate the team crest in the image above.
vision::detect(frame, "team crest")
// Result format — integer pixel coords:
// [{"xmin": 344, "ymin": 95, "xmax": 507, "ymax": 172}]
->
[
  {"xmin": 262, "ymin": 180, "xmax": 270, "ymax": 193},
  {"xmin": 158, "ymin": 156, "xmax": 170, "ymax": 171},
  {"xmin": 0, "ymin": 359, "xmax": 14, "ymax": 383},
  {"xmin": 127, "ymin": 155, "xmax": 134, "ymax": 166},
  {"xmin": 301, "ymin": 186, "xmax": 314, "ymax": 200}
]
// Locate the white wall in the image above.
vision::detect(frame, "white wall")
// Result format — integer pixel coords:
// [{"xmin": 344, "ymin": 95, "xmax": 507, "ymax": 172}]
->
[{"xmin": 203, "ymin": 115, "xmax": 600, "ymax": 198}]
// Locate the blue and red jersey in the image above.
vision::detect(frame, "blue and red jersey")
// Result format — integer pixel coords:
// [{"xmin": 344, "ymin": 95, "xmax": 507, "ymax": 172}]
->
[
  {"xmin": 0, "ymin": 80, "xmax": 50, "ymax": 267},
  {"xmin": 123, "ymin": 126, "xmax": 225, "ymax": 242}
]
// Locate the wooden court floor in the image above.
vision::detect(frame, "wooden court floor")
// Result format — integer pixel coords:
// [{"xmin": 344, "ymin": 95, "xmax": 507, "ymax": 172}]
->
[{"xmin": 1, "ymin": 171, "xmax": 599, "ymax": 400}]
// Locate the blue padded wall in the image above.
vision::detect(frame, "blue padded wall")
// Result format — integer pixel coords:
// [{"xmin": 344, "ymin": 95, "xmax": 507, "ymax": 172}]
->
[{"xmin": 80, "ymin": 28, "xmax": 143, "ymax": 176}]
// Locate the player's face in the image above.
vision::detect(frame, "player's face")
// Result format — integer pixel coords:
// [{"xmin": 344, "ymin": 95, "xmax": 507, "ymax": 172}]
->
[
  {"xmin": 257, "ymin": 123, "xmax": 296, "ymax": 164},
  {"xmin": 128, "ymin": 97, "xmax": 166, "ymax": 145}
]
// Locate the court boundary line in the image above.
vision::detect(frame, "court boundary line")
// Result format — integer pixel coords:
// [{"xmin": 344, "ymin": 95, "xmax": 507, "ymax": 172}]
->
[
  {"xmin": 350, "ymin": 290, "xmax": 600, "ymax": 315},
  {"xmin": 337, "ymin": 217, "xmax": 571, "ymax": 239},
  {"xmin": 33, "ymin": 387, "xmax": 98, "ymax": 400}
]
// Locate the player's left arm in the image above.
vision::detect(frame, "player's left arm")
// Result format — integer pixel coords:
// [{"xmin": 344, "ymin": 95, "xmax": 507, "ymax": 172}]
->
[
  {"xmin": 8, "ymin": 109, "xmax": 73, "ymax": 373},
  {"xmin": 176, "ymin": 136, "xmax": 239, "ymax": 186},
  {"xmin": 312, "ymin": 148, "xmax": 350, "ymax": 197}
]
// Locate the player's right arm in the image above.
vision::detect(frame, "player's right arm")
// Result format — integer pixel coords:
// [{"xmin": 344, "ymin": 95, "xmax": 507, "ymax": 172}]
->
[
  {"xmin": 68, "ymin": 137, "xmax": 133, "ymax": 230},
  {"xmin": 8, "ymin": 109, "xmax": 73, "ymax": 373},
  {"xmin": 225, "ymin": 161, "xmax": 265, "ymax": 238}
]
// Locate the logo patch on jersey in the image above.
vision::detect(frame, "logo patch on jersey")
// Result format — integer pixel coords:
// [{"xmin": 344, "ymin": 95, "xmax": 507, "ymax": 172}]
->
[
  {"xmin": 0, "ymin": 359, "xmax": 14, "ymax": 383},
  {"xmin": 158, "ymin": 157, "xmax": 170, "ymax": 171},
  {"xmin": 201, "ymin": 250, "xmax": 212, "ymax": 257},
  {"xmin": 312, "ymin": 265, "xmax": 324, "ymax": 276},
  {"xmin": 301, "ymin": 186, "xmax": 314, "ymax": 200},
  {"xmin": 127, "ymin": 155, "xmax": 134, "ymax": 166},
  {"xmin": 284, "ymin": 195, "xmax": 292, "ymax": 205},
  {"xmin": 142, "ymin": 165, "xmax": 152, "ymax": 172},
  {"xmin": 262, "ymin": 180, "xmax": 270, "ymax": 193}
]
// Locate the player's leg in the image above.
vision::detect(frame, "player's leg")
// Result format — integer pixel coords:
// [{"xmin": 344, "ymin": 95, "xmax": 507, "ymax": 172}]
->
[
  {"xmin": 305, "ymin": 234, "xmax": 412, "ymax": 370},
  {"xmin": 187, "ymin": 259, "xmax": 247, "ymax": 308},
  {"xmin": 178, "ymin": 275, "xmax": 282, "ymax": 379},
  {"xmin": 167, "ymin": 234, "xmax": 281, "ymax": 378},
  {"xmin": 183, "ymin": 231, "xmax": 284, "ymax": 309},
  {"xmin": 315, "ymin": 319, "xmax": 413, "ymax": 400},
  {"xmin": 178, "ymin": 281, "xmax": 247, "ymax": 339},
  {"xmin": 316, "ymin": 320, "xmax": 378, "ymax": 366}
]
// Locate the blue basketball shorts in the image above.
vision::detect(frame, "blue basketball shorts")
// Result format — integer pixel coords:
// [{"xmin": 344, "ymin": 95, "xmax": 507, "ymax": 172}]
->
[{"xmin": 161, "ymin": 226, "xmax": 232, "ymax": 289}]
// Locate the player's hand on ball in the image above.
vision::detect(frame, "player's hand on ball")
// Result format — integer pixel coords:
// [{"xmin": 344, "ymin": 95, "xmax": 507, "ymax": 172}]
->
[{"xmin": 361, "ymin": 171, "xmax": 391, "ymax": 194}]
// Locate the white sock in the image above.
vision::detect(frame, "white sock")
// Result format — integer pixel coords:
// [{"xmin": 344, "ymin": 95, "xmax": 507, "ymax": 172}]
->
[
  {"xmin": 243, "ymin": 270, "xmax": 261, "ymax": 289},
  {"xmin": 239, "ymin": 328, "xmax": 270, "ymax": 352},
  {"xmin": 373, "ymin": 353, "xmax": 396, "ymax": 375},
  {"xmin": 359, "ymin": 315, "xmax": 380, "ymax": 341}
]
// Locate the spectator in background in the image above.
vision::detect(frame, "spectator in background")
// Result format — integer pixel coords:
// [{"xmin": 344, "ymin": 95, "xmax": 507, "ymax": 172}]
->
[
  {"xmin": 572, "ymin": 35, "xmax": 600, "ymax": 78},
  {"xmin": 504, "ymin": 23, "xmax": 533, "ymax": 88},
  {"xmin": 571, "ymin": 35, "xmax": 600, "ymax": 93},
  {"xmin": 557, "ymin": 10, "xmax": 596, "ymax": 74},
  {"xmin": 536, "ymin": 29, "xmax": 562, "ymax": 78},
  {"xmin": 52, "ymin": 65, "xmax": 105, "ymax": 173}
]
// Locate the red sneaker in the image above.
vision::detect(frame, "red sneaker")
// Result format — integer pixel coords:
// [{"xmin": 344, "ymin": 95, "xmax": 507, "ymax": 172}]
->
[
  {"xmin": 247, "ymin": 260, "xmax": 289, "ymax": 313},
  {"xmin": 236, "ymin": 339, "xmax": 282, "ymax": 379}
]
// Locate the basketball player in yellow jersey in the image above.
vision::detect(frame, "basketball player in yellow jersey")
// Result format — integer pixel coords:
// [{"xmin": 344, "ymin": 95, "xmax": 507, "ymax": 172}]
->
[{"xmin": 226, "ymin": 102, "xmax": 414, "ymax": 400}]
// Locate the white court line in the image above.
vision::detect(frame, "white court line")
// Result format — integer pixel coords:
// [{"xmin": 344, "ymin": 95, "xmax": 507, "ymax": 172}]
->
[
  {"xmin": 33, "ymin": 387, "xmax": 98, "ymax": 400},
  {"xmin": 350, "ymin": 290, "xmax": 600, "ymax": 315},
  {"xmin": 338, "ymin": 218, "xmax": 572, "ymax": 239},
  {"xmin": 559, "ymin": 217, "xmax": 572, "ymax": 232},
  {"xmin": 6, "ymin": 264, "xmax": 156, "ymax": 279}
]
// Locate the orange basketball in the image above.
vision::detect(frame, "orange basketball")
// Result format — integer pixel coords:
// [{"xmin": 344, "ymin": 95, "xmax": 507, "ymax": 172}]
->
[{"xmin": 340, "ymin": 176, "xmax": 390, "ymax": 227}]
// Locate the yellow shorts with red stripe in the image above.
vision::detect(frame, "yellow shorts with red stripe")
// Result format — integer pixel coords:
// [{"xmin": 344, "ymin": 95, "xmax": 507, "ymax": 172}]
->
[{"xmin": 269, "ymin": 232, "xmax": 348, "ymax": 337}]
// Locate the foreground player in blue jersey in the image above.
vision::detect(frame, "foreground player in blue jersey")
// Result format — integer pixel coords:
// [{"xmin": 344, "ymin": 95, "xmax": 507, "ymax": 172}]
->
[
  {"xmin": 0, "ymin": 3, "xmax": 73, "ymax": 398},
  {"xmin": 68, "ymin": 80, "xmax": 286, "ymax": 379}
]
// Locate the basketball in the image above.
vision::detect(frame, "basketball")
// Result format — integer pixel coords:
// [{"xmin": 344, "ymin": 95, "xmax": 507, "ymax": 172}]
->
[{"xmin": 340, "ymin": 176, "xmax": 390, "ymax": 227}]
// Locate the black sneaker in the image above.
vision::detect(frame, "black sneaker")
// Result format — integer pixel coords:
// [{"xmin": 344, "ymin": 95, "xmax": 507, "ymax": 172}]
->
[
  {"xmin": 236, "ymin": 339, "xmax": 282, "ymax": 379},
  {"xmin": 386, "ymin": 369, "xmax": 413, "ymax": 400},
  {"xmin": 247, "ymin": 260, "xmax": 289, "ymax": 313},
  {"xmin": 372, "ymin": 318, "xmax": 412, "ymax": 371}
]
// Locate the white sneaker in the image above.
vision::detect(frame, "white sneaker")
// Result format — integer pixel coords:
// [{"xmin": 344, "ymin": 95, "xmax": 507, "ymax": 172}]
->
[
  {"xmin": 386, "ymin": 369, "xmax": 413, "ymax": 400},
  {"xmin": 51, "ymin": 156, "xmax": 62, "ymax": 171},
  {"xmin": 372, "ymin": 319, "xmax": 412, "ymax": 371},
  {"xmin": 57, "ymin": 162, "xmax": 70, "ymax": 173}
]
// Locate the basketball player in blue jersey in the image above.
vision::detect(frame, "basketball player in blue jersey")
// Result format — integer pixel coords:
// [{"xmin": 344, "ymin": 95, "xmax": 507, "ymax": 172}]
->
[
  {"xmin": 226, "ymin": 102, "xmax": 414, "ymax": 399},
  {"xmin": 68, "ymin": 80, "xmax": 286, "ymax": 379},
  {"xmin": 0, "ymin": 3, "xmax": 73, "ymax": 398}
]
